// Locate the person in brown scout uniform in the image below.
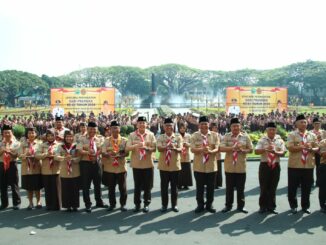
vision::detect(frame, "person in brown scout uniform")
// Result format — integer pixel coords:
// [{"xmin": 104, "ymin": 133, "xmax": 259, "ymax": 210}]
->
[
  {"xmin": 190, "ymin": 116, "xmax": 220, "ymax": 213},
  {"xmin": 318, "ymin": 138, "xmax": 326, "ymax": 213},
  {"xmin": 36, "ymin": 130, "xmax": 61, "ymax": 210},
  {"xmin": 310, "ymin": 117, "xmax": 326, "ymax": 187},
  {"xmin": 255, "ymin": 122, "xmax": 286, "ymax": 214},
  {"xmin": 177, "ymin": 122, "xmax": 193, "ymax": 190},
  {"xmin": 19, "ymin": 127, "xmax": 42, "ymax": 210},
  {"xmin": 210, "ymin": 122, "xmax": 223, "ymax": 189},
  {"xmin": 126, "ymin": 116, "xmax": 156, "ymax": 213},
  {"xmin": 0, "ymin": 124, "xmax": 21, "ymax": 210},
  {"xmin": 55, "ymin": 130, "xmax": 80, "ymax": 212},
  {"xmin": 157, "ymin": 118, "xmax": 182, "ymax": 212},
  {"xmin": 101, "ymin": 120, "xmax": 128, "ymax": 212},
  {"xmin": 220, "ymin": 117, "xmax": 253, "ymax": 214},
  {"xmin": 74, "ymin": 122, "xmax": 87, "ymax": 145},
  {"xmin": 52, "ymin": 116, "xmax": 69, "ymax": 142},
  {"xmin": 77, "ymin": 121, "xmax": 105, "ymax": 213},
  {"xmin": 286, "ymin": 114, "xmax": 319, "ymax": 214}
]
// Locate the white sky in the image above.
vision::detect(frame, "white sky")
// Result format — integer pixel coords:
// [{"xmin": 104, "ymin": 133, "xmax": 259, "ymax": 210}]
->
[{"xmin": 0, "ymin": 0, "xmax": 326, "ymax": 76}]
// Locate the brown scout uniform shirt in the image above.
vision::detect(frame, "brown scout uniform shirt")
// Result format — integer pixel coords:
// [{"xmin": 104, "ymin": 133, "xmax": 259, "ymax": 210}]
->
[
  {"xmin": 54, "ymin": 143, "xmax": 80, "ymax": 178},
  {"xmin": 179, "ymin": 133, "xmax": 191, "ymax": 163},
  {"xmin": 101, "ymin": 136, "xmax": 128, "ymax": 174},
  {"xmin": 126, "ymin": 129, "xmax": 156, "ymax": 169},
  {"xmin": 18, "ymin": 141, "xmax": 42, "ymax": 175},
  {"xmin": 221, "ymin": 132, "xmax": 253, "ymax": 173},
  {"xmin": 319, "ymin": 139, "xmax": 326, "ymax": 164},
  {"xmin": 76, "ymin": 135, "xmax": 103, "ymax": 162},
  {"xmin": 157, "ymin": 133, "xmax": 182, "ymax": 172},
  {"xmin": 255, "ymin": 134, "xmax": 286, "ymax": 163},
  {"xmin": 286, "ymin": 130, "xmax": 317, "ymax": 169},
  {"xmin": 190, "ymin": 131, "xmax": 220, "ymax": 173},
  {"xmin": 35, "ymin": 141, "xmax": 60, "ymax": 175},
  {"xmin": 0, "ymin": 139, "xmax": 20, "ymax": 163}
]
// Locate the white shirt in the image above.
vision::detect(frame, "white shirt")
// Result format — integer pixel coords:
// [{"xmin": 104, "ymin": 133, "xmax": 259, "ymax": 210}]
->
[
  {"xmin": 228, "ymin": 106, "xmax": 240, "ymax": 115},
  {"xmin": 52, "ymin": 107, "xmax": 65, "ymax": 117}
]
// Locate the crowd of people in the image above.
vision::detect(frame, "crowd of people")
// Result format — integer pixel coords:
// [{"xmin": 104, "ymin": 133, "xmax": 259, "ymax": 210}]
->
[{"xmin": 0, "ymin": 109, "xmax": 326, "ymax": 217}]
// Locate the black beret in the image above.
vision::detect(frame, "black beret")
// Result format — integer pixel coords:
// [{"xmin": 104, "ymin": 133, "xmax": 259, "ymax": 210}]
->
[
  {"xmin": 164, "ymin": 118, "xmax": 173, "ymax": 124},
  {"xmin": 137, "ymin": 116, "xmax": 147, "ymax": 122},
  {"xmin": 199, "ymin": 116, "xmax": 209, "ymax": 123},
  {"xmin": 55, "ymin": 115, "xmax": 63, "ymax": 121},
  {"xmin": 110, "ymin": 120, "xmax": 120, "ymax": 127},
  {"xmin": 230, "ymin": 118, "xmax": 240, "ymax": 125},
  {"xmin": 266, "ymin": 122, "xmax": 277, "ymax": 128},
  {"xmin": 2, "ymin": 124, "xmax": 12, "ymax": 131},
  {"xmin": 295, "ymin": 114, "xmax": 306, "ymax": 122},
  {"xmin": 88, "ymin": 121, "xmax": 97, "ymax": 128},
  {"xmin": 313, "ymin": 117, "xmax": 321, "ymax": 123}
]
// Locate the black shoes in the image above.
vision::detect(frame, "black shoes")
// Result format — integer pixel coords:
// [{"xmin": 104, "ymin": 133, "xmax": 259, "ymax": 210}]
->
[
  {"xmin": 0, "ymin": 205, "xmax": 8, "ymax": 210},
  {"xmin": 13, "ymin": 204, "xmax": 20, "ymax": 210},
  {"xmin": 107, "ymin": 205, "xmax": 116, "ymax": 211},
  {"xmin": 206, "ymin": 206, "xmax": 216, "ymax": 213},
  {"xmin": 194, "ymin": 206, "xmax": 205, "ymax": 213},
  {"xmin": 221, "ymin": 207, "xmax": 232, "ymax": 213},
  {"xmin": 290, "ymin": 208, "xmax": 298, "ymax": 214},
  {"xmin": 268, "ymin": 209, "xmax": 278, "ymax": 214},
  {"xmin": 96, "ymin": 202, "xmax": 107, "ymax": 208},
  {"xmin": 237, "ymin": 208, "xmax": 248, "ymax": 214},
  {"xmin": 160, "ymin": 206, "xmax": 168, "ymax": 213},
  {"xmin": 258, "ymin": 208, "xmax": 267, "ymax": 214},
  {"xmin": 143, "ymin": 206, "xmax": 149, "ymax": 213},
  {"xmin": 302, "ymin": 209, "xmax": 311, "ymax": 214},
  {"xmin": 85, "ymin": 207, "xmax": 92, "ymax": 213},
  {"xmin": 172, "ymin": 206, "xmax": 179, "ymax": 212},
  {"xmin": 133, "ymin": 206, "xmax": 141, "ymax": 212},
  {"xmin": 120, "ymin": 206, "xmax": 127, "ymax": 212}
]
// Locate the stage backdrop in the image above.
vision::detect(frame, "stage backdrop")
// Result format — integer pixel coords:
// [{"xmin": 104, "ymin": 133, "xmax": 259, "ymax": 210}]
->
[
  {"xmin": 51, "ymin": 87, "xmax": 115, "ymax": 116},
  {"xmin": 226, "ymin": 86, "xmax": 288, "ymax": 115}
]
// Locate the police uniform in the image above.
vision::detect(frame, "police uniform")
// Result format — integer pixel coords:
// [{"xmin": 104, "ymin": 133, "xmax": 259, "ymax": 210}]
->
[
  {"xmin": 255, "ymin": 122, "xmax": 286, "ymax": 213},
  {"xmin": 0, "ymin": 125, "xmax": 21, "ymax": 209},
  {"xmin": 101, "ymin": 121, "xmax": 128, "ymax": 211},
  {"xmin": 157, "ymin": 118, "xmax": 182, "ymax": 211}
]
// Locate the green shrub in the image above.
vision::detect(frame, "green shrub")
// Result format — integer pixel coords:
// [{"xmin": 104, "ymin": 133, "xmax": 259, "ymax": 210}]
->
[
  {"xmin": 120, "ymin": 125, "xmax": 128, "ymax": 136},
  {"xmin": 13, "ymin": 125, "xmax": 25, "ymax": 140},
  {"xmin": 277, "ymin": 125, "xmax": 288, "ymax": 141},
  {"xmin": 127, "ymin": 125, "xmax": 135, "ymax": 135}
]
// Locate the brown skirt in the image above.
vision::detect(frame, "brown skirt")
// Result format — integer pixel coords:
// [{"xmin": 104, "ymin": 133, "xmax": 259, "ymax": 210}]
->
[
  {"xmin": 61, "ymin": 177, "xmax": 80, "ymax": 209},
  {"xmin": 21, "ymin": 174, "xmax": 43, "ymax": 191},
  {"xmin": 178, "ymin": 162, "xmax": 193, "ymax": 187}
]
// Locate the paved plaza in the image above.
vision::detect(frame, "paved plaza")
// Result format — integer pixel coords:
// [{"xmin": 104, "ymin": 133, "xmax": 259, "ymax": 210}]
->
[{"xmin": 0, "ymin": 159, "xmax": 325, "ymax": 245}]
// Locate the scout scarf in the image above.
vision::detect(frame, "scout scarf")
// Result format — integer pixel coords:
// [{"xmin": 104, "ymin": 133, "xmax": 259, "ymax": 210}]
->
[
  {"xmin": 202, "ymin": 134, "xmax": 209, "ymax": 164},
  {"xmin": 267, "ymin": 138, "xmax": 276, "ymax": 169},
  {"xmin": 47, "ymin": 141, "xmax": 55, "ymax": 168},
  {"xmin": 111, "ymin": 135, "xmax": 121, "ymax": 167},
  {"xmin": 136, "ymin": 130, "xmax": 146, "ymax": 160},
  {"xmin": 165, "ymin": 135, "xmax": 173, "ymax": 165},
  {"xmin": 89, "ymin": 137, "xmax": 99, "ymax": 162},
  {"xmin": 62, "ymin": 144, "xmax": 76, "ymax": 175},
  {"xmin": 300, "ymin": 132, "xmax": 308, "ymax": 165},
  {"xmin": 2, "ymin": 141, "xmax": 11, "ymax": 172},
  {"xmin": 232, "ymin": 134, "xmax": 240, "ymax": 165},
  {"xmin": 27, "ymin": 141, "xmax": 36, "ymax": 171}
]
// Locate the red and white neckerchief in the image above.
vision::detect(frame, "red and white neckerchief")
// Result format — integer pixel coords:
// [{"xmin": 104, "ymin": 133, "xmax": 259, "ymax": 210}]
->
[
  {"xmin": 111, "ymin": 136, "xmax": 121, "ymax": 167},
  {"xmin": 202, "ymin": 134, "xmax": 209, "ymax": 164},
  {"xmin": 165, "ymin": 135, "xmax": 173, "ymax": 165},
  {"xmin": 232, "ymin": 134, "xmax": 240, "ymax": 165},
  {"xmin": 136, "ymin": 130, "xmax": 147, "ymax": 160},
  {"xmin": 2, "ymin": 141, "xmax": 11, "ymax": 172},
  {"xmin": 63, "ymin": 144, "xmax": 75, "ymax": 175},
  {"xmin": 267, "ymin": 138, "xmax": 277, "ymax": 169},
  {"xmin": 89, "ymin": 137, "xmax": 99, "ymax": 162},
  {"xmin": 300, "ymin": 132, "xmax": 309, "ymax": 165},
  {"xmin": 47, "ymin": 141, "xmax": 55, "ymax": 168},
  {"xmin": 27, "ymin": 141, "xmax": 35, "ymax": 172}
]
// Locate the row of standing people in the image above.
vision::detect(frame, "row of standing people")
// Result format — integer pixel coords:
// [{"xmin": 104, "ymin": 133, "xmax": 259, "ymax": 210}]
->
[{"xmin": 0, "ymin": 114, "xmax": 326, "ymax": 215}]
